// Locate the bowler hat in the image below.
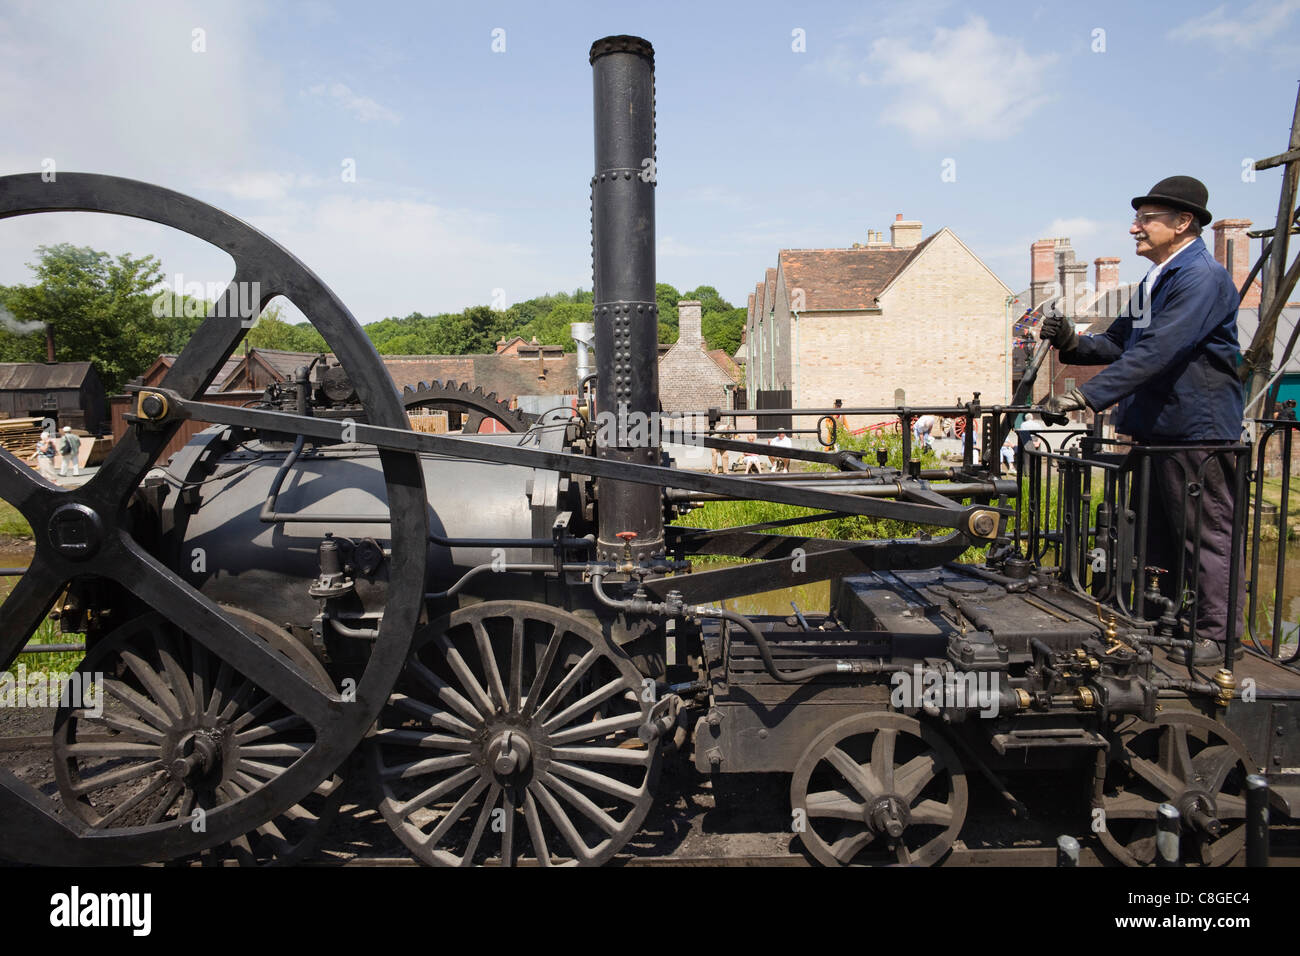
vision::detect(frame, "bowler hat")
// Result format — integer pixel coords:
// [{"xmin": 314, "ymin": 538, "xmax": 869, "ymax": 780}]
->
[{"xmin": 1131, "ymin": 175, "xmax": 1212, "ymax": 227}]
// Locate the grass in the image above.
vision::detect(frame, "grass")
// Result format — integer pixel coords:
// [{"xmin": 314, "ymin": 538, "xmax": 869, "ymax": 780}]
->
[
  {"xmin": 0, "ymin": 499, "xmax": 31, "ymax": 539},
  {"xmin": 5, "ymin": 618, "xmax": 85, "ymax": 676},
  {"xmin": 673, "ymin": 430, "xmax": 989, "ymax": 563}
]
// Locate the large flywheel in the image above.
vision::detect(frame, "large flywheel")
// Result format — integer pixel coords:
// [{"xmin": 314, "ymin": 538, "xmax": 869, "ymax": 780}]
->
[
  {"xmin": 0, "ymin": 172, "xmax": 428, "ymax": 865},
  {"xmin": 369, "ymin": 601, "xmax": 660, "ymax": 866}
]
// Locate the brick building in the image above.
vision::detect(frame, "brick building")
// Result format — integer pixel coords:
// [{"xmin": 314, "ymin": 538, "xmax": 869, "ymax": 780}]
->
[
  {"xmin": 658, "ymin": 301, "xmax": 742, "ymax": 413},
  {"xmin": 744, "ymin": 215, "xmax": 1013, "ymax": 429}
]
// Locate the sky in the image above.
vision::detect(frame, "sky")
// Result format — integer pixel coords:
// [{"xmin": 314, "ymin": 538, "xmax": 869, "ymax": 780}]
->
[{"xmin": 1, "ymin": 0, "xmax": 1298, "ymax": 327}]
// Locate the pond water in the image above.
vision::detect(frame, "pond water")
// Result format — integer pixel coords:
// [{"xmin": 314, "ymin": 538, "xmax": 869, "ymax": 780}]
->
[{"xmin": 0, "ymin": 540, "xmax": 33, "ymax": 603}]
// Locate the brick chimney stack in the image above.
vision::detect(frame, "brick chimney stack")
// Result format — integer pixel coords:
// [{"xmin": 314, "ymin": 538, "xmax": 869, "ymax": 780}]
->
[
  {"xmin": 1212, "ymin": 218, "xmax": 1258, "ymax": 307},
  {"xmin": 677, "ymin": 300, "xmax": 703, "ymax": 347},
  {"xmin": 1030, "ymin": 239, "xmax": 1057, "ymax": 308},
  {"xmin": 1094, "ymin": 257, "xmax": 1120, "ymax": 296},
  {"xmin": 1062, "ymin": 261, "xmax": 1088, "ymax": 317},
  {"xmin": 890, "ymin": 213, "xmax": 923, "ymax": 249},
  {"xmin": 1094, "ymin": 257, "xmax": 1120, "ymax": 313}
]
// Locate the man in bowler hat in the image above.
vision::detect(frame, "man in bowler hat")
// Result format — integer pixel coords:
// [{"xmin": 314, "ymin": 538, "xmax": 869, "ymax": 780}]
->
[{"xmin": 1039, "ymin": 176, "xmax": 1244, "ymax": 665}]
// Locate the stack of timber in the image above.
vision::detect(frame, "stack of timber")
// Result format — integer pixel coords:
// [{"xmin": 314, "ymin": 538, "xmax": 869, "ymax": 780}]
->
[{"xmin": 0, "ymin": 417, "xmax": 43, "ymax": 460}]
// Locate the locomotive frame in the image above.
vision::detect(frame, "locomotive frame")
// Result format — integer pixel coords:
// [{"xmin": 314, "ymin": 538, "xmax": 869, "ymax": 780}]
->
[{"xmin": 0, "ymin": 34, "xmax": 1296, "ymax": 868}]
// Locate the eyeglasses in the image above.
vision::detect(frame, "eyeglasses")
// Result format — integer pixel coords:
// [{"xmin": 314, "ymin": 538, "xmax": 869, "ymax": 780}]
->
[{"xmin": 1132, "ymin": 211, "xmax": 1179, "ymax": 226}]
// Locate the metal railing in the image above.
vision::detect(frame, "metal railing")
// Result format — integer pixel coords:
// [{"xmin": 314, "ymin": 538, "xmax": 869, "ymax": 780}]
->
[{"xmin": 1012, "ymin": 416, "xmax": 1296, "ymax": 664}]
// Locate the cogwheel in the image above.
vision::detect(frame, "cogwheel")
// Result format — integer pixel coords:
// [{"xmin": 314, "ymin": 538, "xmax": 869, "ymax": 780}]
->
[{"xmin": 402, "ymin": 379, "xmax": 537, "ymax": 434}]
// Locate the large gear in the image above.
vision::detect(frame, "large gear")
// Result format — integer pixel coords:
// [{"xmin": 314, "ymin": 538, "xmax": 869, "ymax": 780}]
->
[{"xmin": 402, "ymin": 380, "xmax": 537, "ymax": 434}]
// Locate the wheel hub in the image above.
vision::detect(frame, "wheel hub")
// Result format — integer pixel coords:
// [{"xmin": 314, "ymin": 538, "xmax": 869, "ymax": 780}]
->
[
  {"xmin": 488, "ymin": 729, "xmax": 533, "ymax": 777},
  {"xmin": 168, "ymin": 729, "xmax": 222, "ymax": 783},
  {"xmin": 1178, "ymin": 790, "xmax": 1221, "ymax": 836},
  {"xmin": 866, "ymin": 795, "xmax": 911, "ymax": 837},
  {"xmin": 47, "ymin": 502, "xmax": 105, "ymax": 561}
]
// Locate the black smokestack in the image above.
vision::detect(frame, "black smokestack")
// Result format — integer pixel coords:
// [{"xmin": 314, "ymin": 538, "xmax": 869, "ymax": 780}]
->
[
  {"xmin": 45, "ymin": 323, "xmax": 55, "ymax": 363},
  {"xmin": 590, "ymin": 35, "xmax": 663, "ymax": 562}
]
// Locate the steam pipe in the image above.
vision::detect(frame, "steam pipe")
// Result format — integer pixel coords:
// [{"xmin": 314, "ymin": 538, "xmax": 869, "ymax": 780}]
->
[{"xmin": 589, "ymin": 572, "xmax": 905, "ymax": 683}]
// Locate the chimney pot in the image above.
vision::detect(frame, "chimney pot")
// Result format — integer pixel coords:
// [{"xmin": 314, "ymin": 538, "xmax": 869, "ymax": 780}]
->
[
  {"xmin": 890, "ymin": 217, "xmax": 923, "ymax": 249},
  {"xmin": 1212, "ymin": 218, "xmax": 1256, "ymax": 307}
]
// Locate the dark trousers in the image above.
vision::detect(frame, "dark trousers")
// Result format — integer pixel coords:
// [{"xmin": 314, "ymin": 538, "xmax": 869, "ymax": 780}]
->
[{"xmin": 1144, "ymin": 445, "xmax": 1245, "ymax": 644}]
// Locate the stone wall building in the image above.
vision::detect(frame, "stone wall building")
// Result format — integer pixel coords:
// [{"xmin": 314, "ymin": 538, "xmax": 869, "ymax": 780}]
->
[{"xmin": 744, "ymin": 214, "xmax": 1013, "ymax": 430}]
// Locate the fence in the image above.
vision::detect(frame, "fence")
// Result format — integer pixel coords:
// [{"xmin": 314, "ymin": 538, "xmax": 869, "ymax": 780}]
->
[{"xmin": 1011, "ymin": 418, "xmax": 1296, "ymax": 665}]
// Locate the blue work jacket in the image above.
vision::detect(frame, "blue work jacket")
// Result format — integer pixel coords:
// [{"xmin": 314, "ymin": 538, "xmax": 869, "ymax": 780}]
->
[{"xmin": 1065, "ymin": 237, "xmax": 1243, "ymax": 441}]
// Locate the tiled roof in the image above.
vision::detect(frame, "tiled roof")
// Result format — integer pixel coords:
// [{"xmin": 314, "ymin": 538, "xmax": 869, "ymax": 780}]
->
[
  {"xmin": 708, "ymin": 349, "xmax": 743, "ymax": 383},
  {"xmin": 776, "ymin": 235, "xmax": 936, "ymax": 311},
  {"xmin": 382, "ymin": 353, "xmax": 578, "ymax": 397}
]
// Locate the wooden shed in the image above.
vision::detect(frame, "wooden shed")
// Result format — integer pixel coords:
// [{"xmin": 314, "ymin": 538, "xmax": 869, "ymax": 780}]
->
[{"xmin": 0, "ymin": 362, "xmax": 106, "ymax": 434}]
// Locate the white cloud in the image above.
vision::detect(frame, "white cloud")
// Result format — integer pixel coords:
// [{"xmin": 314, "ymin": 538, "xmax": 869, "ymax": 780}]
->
[
  {"xmin": 0, "ymin": 1, "xmax": 271, "ymax": 186},
  {"xmin": 207, "ymin": 171, "xmax": 324, "ymax": 202},
  {"xmin": 250, "ymin": 194, "xmax": 561, "ymax": 320},
  {"xmin": 860, "ymin": 17, "xmax": 1057, "ymax": 142},
  {"xmin": 306, "ymin": 82, "xmax": 401, "ymax": 125},
  {"xmin": 1044, "ymin": 217, "xmax": 1107, "ymax": 240},
  {"xmin": 1169, "ymin": 0, "xmax": 1300, "ymax": 48}
]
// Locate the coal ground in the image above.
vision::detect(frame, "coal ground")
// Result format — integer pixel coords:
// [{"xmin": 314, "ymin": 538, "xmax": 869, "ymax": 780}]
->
[{"xmin": 9, "ymin": 702, "xmax": 1291, "ymax": 867}]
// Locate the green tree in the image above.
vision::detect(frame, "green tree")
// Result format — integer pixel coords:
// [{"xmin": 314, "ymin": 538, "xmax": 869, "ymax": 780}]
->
[
  {"xmin": 520, "ymin": 301, "xmax": 588, "ymax": 351},
  {"xmin": 245, "ymin": 304, "xmax": 328, "ymax": 352},
  {"xmin": 684, "ymin": 285, "xmax": 732, "ymax": 314},
  {"xmin": 1, "ymin": 244, "xmax": 166, "ymax": 392},
  {"xmin": 702, "ymin": 306, "xmax": 745, "ymax": 355},
  {"xmin": 655, "ymin": 282, "xmax": 680, "ymax": 344}
]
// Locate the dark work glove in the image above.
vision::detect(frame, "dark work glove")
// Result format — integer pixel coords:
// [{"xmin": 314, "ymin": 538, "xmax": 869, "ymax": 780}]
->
[
  {"xmin": 1039, "ymin": 313, "xmax": 1077, "ymax": 351},
  {"xmin": 1041, "ymin": 387, "xmax": 1089, "ymax": 425}
]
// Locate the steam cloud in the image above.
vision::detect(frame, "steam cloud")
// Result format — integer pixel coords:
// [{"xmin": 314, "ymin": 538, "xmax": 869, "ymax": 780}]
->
[{"xmin": 0, "ymin": 305, "xmax": 44, "ymax": 335}]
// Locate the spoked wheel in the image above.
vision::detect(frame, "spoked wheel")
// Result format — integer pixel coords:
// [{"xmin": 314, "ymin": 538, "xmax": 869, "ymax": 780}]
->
[
  {"xmin": 52, "ymin": 611, "xmax": 343, "ymax": 866},
  {"xmin": 790, "ymin": 712, "xmax": 967, "ymax": 866},
  {"xmin": 0, "ymin": 173, "xmax": 427, "ymax": 865},
  {"xmin": 370, "ymin": 601, "xmax": 659, "ymax": 866},
  {"xmin": 1094, "ymin": 711, "xmax": 1255, "ymax": 867}
]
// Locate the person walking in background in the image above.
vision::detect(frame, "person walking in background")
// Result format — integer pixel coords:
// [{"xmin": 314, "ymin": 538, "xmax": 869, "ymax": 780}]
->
[
  {"xmin": 769, "ymin": 428, "xmax": 793, "ymax": 473},
  {"xmin": 58, "ymin": 426, "xmax": 82, "ymax": 477},
  {"xmin": 912, "ymin": 414, "xmax": 936, "ymax": 451},
  {"xmin": 29, "ymin": 431, "xmax": 58, "ymax": 481},
  {"xmin": 1000, "ymin": 434, "xmax": 1017, "ymax": 473}
]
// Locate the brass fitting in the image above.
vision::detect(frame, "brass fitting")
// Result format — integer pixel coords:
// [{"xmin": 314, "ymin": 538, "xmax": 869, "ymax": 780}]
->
[
  {"xmin": 966, "ymin": 509, "xmax": 1000, "ymax": 540},
  {"xmin": 1212, "ymin": 668, "xmax": 1236, "ymax": 709},
  {"xmin": 1074, "ymin": 687, "xmax": 1096, "ymax": 710},
  {"xmin": 136, "ymin": 390, "xmax": 169, "ymax": 421}
]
